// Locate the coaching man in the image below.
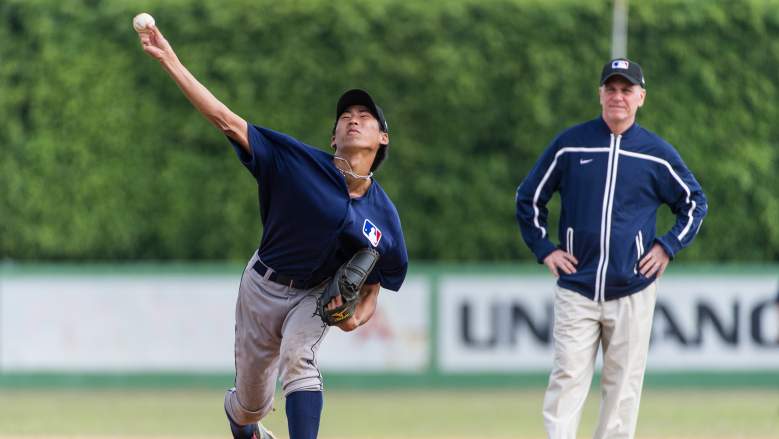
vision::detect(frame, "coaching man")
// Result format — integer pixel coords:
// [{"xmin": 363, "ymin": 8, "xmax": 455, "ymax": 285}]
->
[{"xmin": 515, "ymin": 58, "xmax": 707, "ymax": 439}]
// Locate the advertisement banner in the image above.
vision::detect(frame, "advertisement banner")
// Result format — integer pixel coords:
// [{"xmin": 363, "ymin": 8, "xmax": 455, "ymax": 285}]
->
[
  {"xmin": 438, "ymin": 275, "xmax": 779, "ymax": 372},
  {"xmin": 0, "ymin": 275, "xmax": 429, "ymax": 372},
  {"xmin": 0, "ymin": 276, "xmax": 239, "ymax": 371},
  {"xmin": 2, "ymin": 270, "xmax": 777, "ymax": 374}
]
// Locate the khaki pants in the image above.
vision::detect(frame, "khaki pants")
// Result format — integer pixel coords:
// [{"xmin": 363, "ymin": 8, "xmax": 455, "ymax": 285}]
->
[{"xmin": 543, "ymin": 283, "xmax": 657, "ymax": 439}]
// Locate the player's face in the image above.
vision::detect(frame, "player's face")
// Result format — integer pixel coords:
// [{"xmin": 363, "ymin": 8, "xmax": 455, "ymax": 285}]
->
[
  {"xmin": 599, "ymin": 76, "xmax": 646, "ymax": 126},
  {"xmin": 331, "ymin": 105, "xmax": 388, "ymax": 151}
]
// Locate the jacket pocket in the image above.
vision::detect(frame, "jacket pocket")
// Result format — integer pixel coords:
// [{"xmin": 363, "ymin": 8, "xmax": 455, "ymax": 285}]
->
[{"xmin": 633, "ymin": 230, "xmax": 644, "ymax": 274}]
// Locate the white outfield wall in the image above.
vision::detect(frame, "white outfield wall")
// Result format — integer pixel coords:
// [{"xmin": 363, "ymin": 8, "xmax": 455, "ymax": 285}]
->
[
  {"xmin": 0, "ymin": 266, "xmax": 777, "ymax": 373},
  {"xmin": 0, "ymin": 273, "xmax": 430, "ymax": 373},
  {"xmin": 439, "ymin": 274, "xmax": 779, "ymax": 372}
]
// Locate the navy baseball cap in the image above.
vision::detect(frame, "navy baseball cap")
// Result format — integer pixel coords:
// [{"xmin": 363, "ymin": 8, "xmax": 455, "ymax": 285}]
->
[
  {"xmin": 335, "ymin": 89, "xmax": 389, "ymax": 132},
  {"xmin": 335, "ymin": 89, "xmax": 390, "ymax": 172},
  {"xmin": 600, "ymin": 58, "xmax": 646, "ymax": 88}
]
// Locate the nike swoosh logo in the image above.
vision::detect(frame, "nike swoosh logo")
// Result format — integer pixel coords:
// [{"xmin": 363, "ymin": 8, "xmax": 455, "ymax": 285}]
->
[{"xmin": 580, "ymin": 158, "xmax": 593, "ymax": 164}]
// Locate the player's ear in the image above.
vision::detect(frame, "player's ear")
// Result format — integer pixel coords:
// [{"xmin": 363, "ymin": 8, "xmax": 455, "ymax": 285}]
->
[
  {"xmin": 638, "ymin": 88, "xmax": 646, "ymax": 108},
  {"xmin": 331, "ymin": 135, "xmax": 336, "ymax": 150},
  {"xmin": 379, "ymin": 131, "xmax": 389, "ymax": 145}
]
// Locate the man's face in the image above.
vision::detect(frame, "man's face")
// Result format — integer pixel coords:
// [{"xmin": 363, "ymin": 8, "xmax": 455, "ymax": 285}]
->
[
  {"xmin": 599, "ymin": 76, "xmax": 646, "ymax": 126},
  {"xmin": 331, "ymin": 105, "xmax": 388, "ymax": 151}
]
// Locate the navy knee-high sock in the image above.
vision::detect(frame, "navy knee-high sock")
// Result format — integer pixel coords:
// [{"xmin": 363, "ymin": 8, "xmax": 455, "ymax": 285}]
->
[{"xmin": 286, "ymin": 391, "xmax": 323, "ymax": 439}]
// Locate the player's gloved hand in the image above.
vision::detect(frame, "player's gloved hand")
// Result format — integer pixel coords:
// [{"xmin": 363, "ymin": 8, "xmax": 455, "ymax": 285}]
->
[
  {"xmin": 316, "ymin": 248, "xmax": 380, "ymax": 326},
  {"xmin": 323, "ymin": 294, "xmax": 356, "ymax": 324},
  {"xmin": 329, "ymin": 299, "xmax": 361, "ymax": 332}
]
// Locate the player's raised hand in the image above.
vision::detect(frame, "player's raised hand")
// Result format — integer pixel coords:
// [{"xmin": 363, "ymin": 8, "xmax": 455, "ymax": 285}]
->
[
  {"xmin": 639, "ymin": 243, "xmax": 670, "ymax": 279},
  {"xmin": 139, "ymin": 26, "xmax": 175, "ymax": 62},
  {"xmin": 543, "ymin": 249, "xmax": 578, "ymax": 277}
]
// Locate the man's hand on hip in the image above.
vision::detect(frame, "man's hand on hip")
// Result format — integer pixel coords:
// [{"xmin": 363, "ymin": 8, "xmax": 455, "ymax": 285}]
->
[
  {"xmin": 543, "ymin": 249, "xmax": 578, "ymax": 277},
  {"xmin": 639, "ymin": 243, "xmax": 670, "ymax": 278}
]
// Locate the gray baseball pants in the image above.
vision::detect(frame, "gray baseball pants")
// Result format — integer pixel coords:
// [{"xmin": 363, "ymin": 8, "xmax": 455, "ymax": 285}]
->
[{"xmin": 224, "ymin": 252, "xmax": 329, "ymax": 425}]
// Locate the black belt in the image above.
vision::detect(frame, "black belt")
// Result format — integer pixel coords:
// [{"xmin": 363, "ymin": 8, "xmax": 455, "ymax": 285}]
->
[{"xmin": 252, "ymin": 260, "xmax": 318, "ymax": 289}]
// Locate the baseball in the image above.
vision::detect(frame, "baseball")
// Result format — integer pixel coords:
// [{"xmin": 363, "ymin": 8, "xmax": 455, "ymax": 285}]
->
[{"xmin": 132, "ymin": 12, "xmax": 155, "ymax": 32}]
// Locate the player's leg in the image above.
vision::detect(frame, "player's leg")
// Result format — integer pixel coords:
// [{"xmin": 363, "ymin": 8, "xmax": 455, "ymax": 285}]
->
[
  {"xmin": 595, "ymin": 282, "xmax": 657, "ymax": 439},
  {"xmin": 225, "ymin": 388, "xmax": 278, "ymax": 439},
  {"xmin": 225, "ymin": 255, "xmax": 289, "ymax": 436},
  {"xmin": 286, "ymin": 390, "xmax": 324, "ymax": 439},
  {"xmin": 279, "ymin": 289, "xmax": 329, "ymax": 439},
  {"xmin": 543, "ymin": 286, "xmax": 602, "ymax": 439}
]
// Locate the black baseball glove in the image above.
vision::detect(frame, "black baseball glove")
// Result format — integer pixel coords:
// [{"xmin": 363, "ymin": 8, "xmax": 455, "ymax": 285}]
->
[{"xmin": 316, "ymin": 248, "xmax": 380, "ymax": 326}]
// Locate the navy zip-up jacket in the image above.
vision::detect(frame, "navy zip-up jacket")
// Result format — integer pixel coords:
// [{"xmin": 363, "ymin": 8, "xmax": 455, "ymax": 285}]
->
[{"xmin": 516, "ymin": 117, "xmax": 707, "ymax": 301}]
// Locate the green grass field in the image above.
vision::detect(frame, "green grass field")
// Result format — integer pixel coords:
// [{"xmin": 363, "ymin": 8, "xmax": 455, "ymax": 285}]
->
[{"xmin": 0, "ymin": 388, "xmax": 777, "ymax": 438}]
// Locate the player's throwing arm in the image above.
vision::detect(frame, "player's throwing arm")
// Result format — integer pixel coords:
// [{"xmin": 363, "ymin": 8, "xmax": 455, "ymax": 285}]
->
[{"xmin": 133, "ymin": 13, "xmax": 248, "ymax": 150}]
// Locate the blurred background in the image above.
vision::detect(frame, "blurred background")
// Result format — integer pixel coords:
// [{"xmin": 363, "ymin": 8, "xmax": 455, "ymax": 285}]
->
[{"xmin": 1, "ymin": 0, "xmax": 777, "ymax": 438}]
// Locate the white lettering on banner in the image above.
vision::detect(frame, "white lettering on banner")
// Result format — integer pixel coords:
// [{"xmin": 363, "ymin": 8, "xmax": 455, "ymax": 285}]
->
[{"xmin": 439, "ymin": 276, "xmax": 779, "ymax": 372}]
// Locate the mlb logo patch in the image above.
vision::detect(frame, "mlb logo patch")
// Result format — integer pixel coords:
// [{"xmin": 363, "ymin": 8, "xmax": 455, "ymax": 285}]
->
[
  {"xmin": 612, "ymin": 60, "xmax": 629, "ymax": 69},
  {"xmin": 362, "ymin": 219, "xmax": 382, "ymax": 247}
]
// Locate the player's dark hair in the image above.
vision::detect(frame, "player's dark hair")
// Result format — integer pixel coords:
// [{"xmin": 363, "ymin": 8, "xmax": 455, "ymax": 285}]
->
[{"xmin": 371, "ymin": 145, "xmax": 388, "ymax": 172}]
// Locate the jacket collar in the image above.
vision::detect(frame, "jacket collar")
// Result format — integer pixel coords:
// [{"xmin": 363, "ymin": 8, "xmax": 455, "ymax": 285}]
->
[{"xmin": 597, "ymin": 116, "xmax": 640, "ymax": 138}]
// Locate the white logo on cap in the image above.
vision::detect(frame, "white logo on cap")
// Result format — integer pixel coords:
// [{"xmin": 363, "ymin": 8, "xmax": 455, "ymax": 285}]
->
[{"xmin": 612, "ymin": 60, "xmax": 629, "ymax": 70}]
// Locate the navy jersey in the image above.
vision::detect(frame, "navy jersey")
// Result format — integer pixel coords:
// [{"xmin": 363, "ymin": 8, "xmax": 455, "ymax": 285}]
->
[{"xmin": 229, "ymin": 124, "xmax": 408, "ymax": 291}]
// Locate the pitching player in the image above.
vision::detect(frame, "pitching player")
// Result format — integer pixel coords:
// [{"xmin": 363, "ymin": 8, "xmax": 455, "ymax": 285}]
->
[
  {"xmin": 515, "ymin": 58, "xmax": 707, "ymax": 439},
  {"xmin": 137, "ymin": 23, "xmax": 408, "ymax": 439}
]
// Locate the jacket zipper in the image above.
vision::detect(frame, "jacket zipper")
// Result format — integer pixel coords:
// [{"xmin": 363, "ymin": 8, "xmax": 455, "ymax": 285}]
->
[{"xmin": 595, "ymin": 134, "xmax": 621, "ymax": 302}]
